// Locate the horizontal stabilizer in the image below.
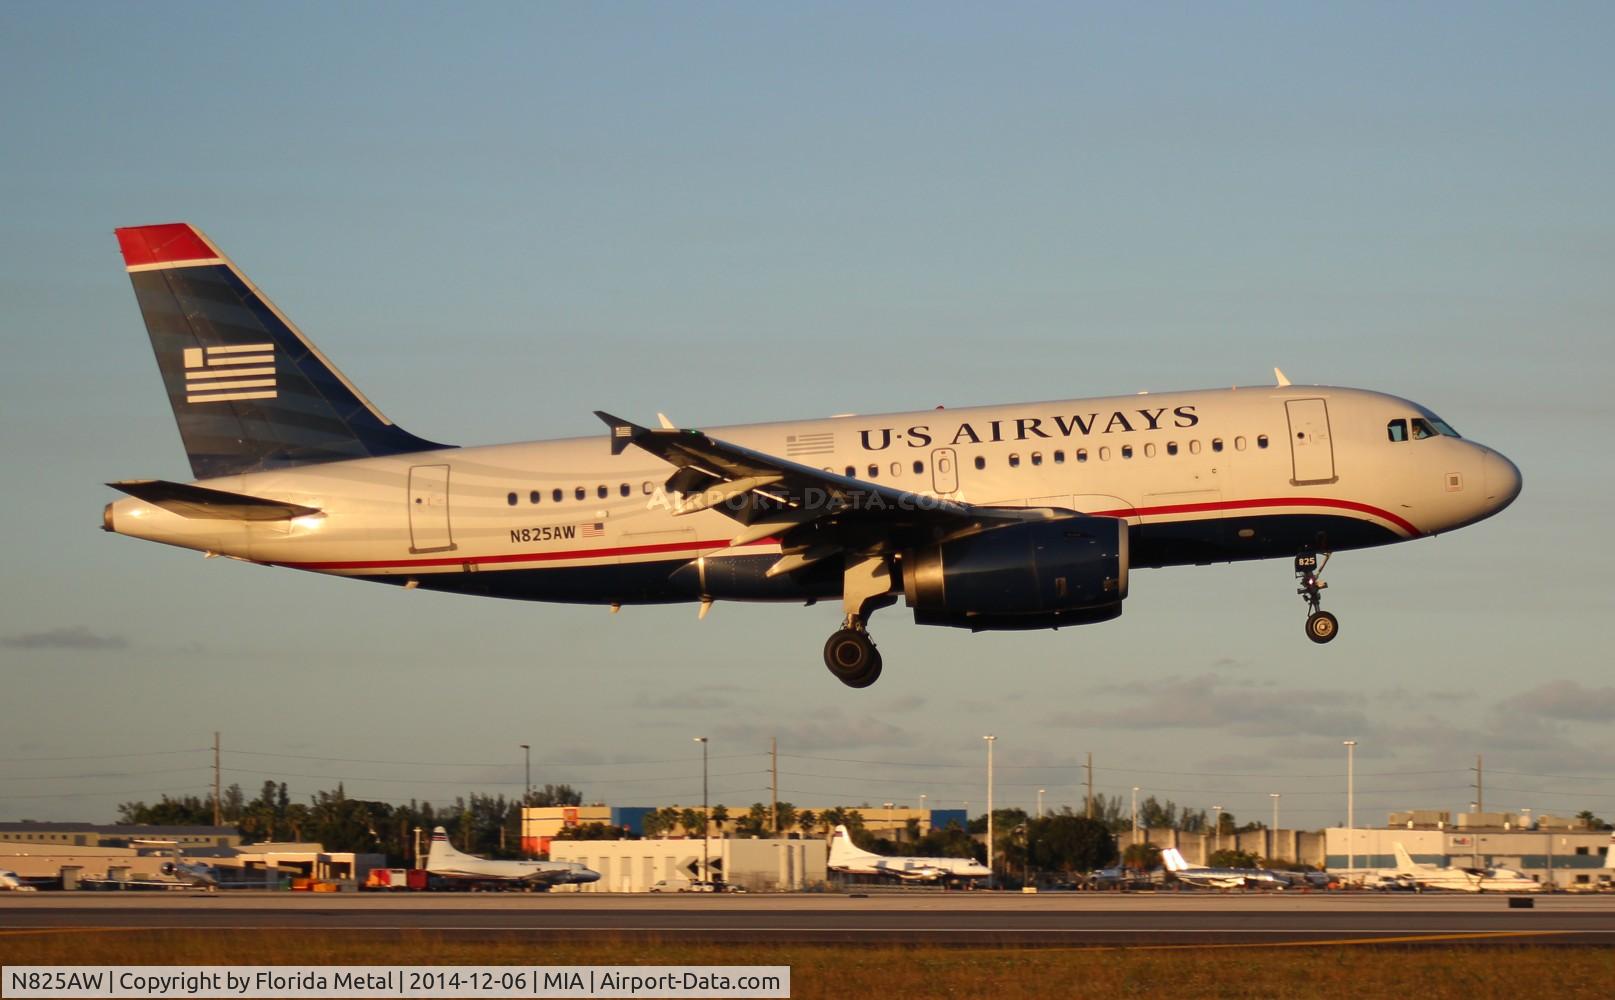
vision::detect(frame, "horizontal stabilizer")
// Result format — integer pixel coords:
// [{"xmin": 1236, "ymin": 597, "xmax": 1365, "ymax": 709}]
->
[{"xmin": 108, "ymin": 480, "xmax": 322, "ymax": 521}]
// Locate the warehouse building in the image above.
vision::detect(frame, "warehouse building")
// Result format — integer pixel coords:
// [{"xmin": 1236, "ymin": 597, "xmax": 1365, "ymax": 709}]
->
[{"xmin": 547, "ymin": 836, "xmax": 825, "ymax": 892}]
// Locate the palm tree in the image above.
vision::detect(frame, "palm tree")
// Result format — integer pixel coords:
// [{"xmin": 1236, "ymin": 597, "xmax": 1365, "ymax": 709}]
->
[
  {"xmin": 711, "ymin": 804, "xmax": 729, "ymax": 835},
  {"xmin": 679, "ymin": 808, "xmax": 704, "ymax": 837},
  {"xmin": 797, "ymin": 810, "xmax": 817, "ymax": 838},
  {"xmin": 775, "ymin": 802, "xmax": 797, "ymax": 836}
]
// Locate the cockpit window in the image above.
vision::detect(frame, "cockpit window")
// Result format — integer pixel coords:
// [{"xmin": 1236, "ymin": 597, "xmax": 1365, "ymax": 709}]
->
[
  {"xmin": 1411, "ymin": 418, "xmax": 1437, "ymax": 440},
  {"xmin": 1387, "ymin": 419, "xmax": 1408, "ymax": 442},
  {"xmin": 1429, "ymin": 417, "xmax": 1460, "ymax": 438}
]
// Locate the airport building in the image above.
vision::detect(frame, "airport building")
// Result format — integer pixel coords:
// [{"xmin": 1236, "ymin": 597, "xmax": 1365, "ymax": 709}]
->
[
  {"xmin": 1325, "ymin": 812, "xmax": 1612, "ymax": 889},
  {"xmin": 0, "ymin": 821, "xmax": 241, "ymax": 850},
  {"xmin": 521, "ymin": 804, "xmax": 965, "ymax": 855},
  {"xmin": 547, "ymin": 836, "xmax": 826, "ymax": 892}
]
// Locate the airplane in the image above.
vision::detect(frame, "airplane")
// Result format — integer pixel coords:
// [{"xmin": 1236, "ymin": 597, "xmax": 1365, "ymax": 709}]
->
[
  {"xmin": 826, "ymin": 824, "xmax": 990, "ymax": 881},
  {"xmin": 1159, "ymin": 846, "xmax": 1292, "ymax": 890},
  {"xmin": 425, "ymin": 826, "xmax": 599, "ymax": 887},
  {"xmin": 1384, "ymin": 841, "xmax": 1542, "ymax": 893},
  {"xmin": 102, "ymin": 223, "xmax": 1523, "ymax": 688},
  {"xmin": 0, "ymin": 869, "xmax": 40, "ymax": 892},
  {"xmin": 141, "ymin": 840, "xmax": 222, "ymax": 890}
]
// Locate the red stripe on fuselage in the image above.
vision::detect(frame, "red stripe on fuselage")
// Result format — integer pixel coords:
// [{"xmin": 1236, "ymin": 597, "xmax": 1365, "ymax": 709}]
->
[
  {"xmin": 277, "ymin": 498, "xmax": 1416, "ymax": 573},
  {"xmin": 116, "ymin": 223, "xmax": 215, "ymax": 267}
]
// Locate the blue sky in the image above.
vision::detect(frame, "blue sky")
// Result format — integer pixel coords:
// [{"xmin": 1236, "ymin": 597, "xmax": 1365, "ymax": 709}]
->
[{"xmin": 2, "ymin": 3, "xmax": 1612, "ymax": 830}]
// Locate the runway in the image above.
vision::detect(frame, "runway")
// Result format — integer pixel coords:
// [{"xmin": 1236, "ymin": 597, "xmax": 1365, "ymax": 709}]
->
[{"xmin": 5, "ymin": 893, "xmax": 1614, "ymax": 946}]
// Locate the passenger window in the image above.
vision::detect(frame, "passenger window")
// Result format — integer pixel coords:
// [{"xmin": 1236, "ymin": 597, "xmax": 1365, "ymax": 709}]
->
[
  {"xmin": 1189, "ymin": 440, "xmax": 1201, "ymax": 455},
  {"xmin": 597, "ymin": 485, "xmax": 608, "ymax": 499},
  {"xmin": 890, "ymin": 461, "xmax": 902, "ymax": 477},
  {"xmin": 974, "ymin": 456, "xmax": 986, "ymax": 470},
  {"xmin": 1099, "ymin": 447, "xmax": 1111, "ymax": 461},
  {"xmin": 1143, "ymin": 443, "xmax": 1156, "ymax": 458},
  {"xmin": 642, "ymin": 482, "xmax": 654, "ymax": 495},
  {"xmin": 528, "ymin": 490, "xmax": 539, "ymax": 504},
  {"xmin": 1121, "ymin": 445, "xmax": 1133, "ymax": 459},
  {"xmin": 553, "ymin": 488, "xmax": 564, "ymax": 503},
  {"xmin": 506, "ymin": 492, "xmax": 517, "ymax": 506},
  {"xmin": 1076, "ymin": 449, "xmax": 1088, "ymax": 463},
  {"xmin": 867, "ymin": 464, "xmax": 879, "ymax": 479},
  {"xmin": 1411, "ymin": 418, "xmax": 1437, "ymax": 440},
  {"xmin": 575, "ymin": 487, "xmax": 586, "ymax": 501},
  {"xmin": 845, "ymin": 466, "xmax": 856, "ymax": 477},
  {"xmin": 1031, "ymin": 452, "xmax": 1043, "ymax": 466},
  {"xmin": 1212, "ymin": 438, "xmax": 1224, "ymax": 453},
  {"xmin": 1387, "ymin": 419, "xmax": 1407, "ymax": 442},
  {"xmin": 913, "ymin": 460, "xmax": 924, "ymax": 475},
  {"xmin": 620, "ymin": 483, "xmax": 631, "ymax": 497},
  {"xmin": 1234, "ymin": 437, "xmax": 1247, "ymax": 451},
  {"xmin": 1165, "ymin": 442, "xmax": 1177, "ymax": 456},
  {"xmin": 1257, "ymin": 435, "xmax": 1269, "ymax": 449},
  {"xmin": 1053, "ymin": 450, "xmax": 1065, "ymax": 464},
  {"xmin": 1009, "ymin": 453, "xmax": 1021, "ymax": 468}
]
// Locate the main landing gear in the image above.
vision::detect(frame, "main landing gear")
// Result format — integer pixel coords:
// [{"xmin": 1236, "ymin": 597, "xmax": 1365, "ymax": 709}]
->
[
  {"xmin": 1295, "ymin": 551, "xmax": 1338, "ymax": 644},
  {"xmin": 823, "ymin": 554, "xmax": 897, "ymax": 688}
]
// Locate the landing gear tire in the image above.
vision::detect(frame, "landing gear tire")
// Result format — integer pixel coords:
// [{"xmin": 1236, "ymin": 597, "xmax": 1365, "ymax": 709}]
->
[
  {"xmin": 824, "ymin": 628, "xmax": 881, "ymax": 688},
  {"xmin": 1305, "ymin": 611, "xmax": 1338, "ymax": 644}
]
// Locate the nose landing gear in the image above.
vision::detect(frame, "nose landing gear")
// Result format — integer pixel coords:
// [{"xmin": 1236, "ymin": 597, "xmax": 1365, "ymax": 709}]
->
[{"xmin": 1296, "ymin": 551, "xmax": 1338, "ymax": 644}]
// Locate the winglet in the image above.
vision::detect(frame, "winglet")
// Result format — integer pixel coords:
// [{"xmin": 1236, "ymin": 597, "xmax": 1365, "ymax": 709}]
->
[
  {"xmin": 594, "ymin": 411, "xmax": 645, "ymax": 456},
  {"xmin": 1274, "ymin": 367, "xmax": 1292, "ymax": 387}
]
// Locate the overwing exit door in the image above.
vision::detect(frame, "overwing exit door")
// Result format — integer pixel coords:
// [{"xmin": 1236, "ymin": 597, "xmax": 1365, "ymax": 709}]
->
[{"xmin": 931, "ymin": 448, "xmax": 959, "ymax": 493}]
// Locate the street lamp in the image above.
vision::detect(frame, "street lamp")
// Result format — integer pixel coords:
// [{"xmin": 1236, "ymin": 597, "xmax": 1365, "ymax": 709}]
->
[
  {"xmin": 1212, "ymin": 805, "xmax": 1223, "ymax": 857},
  {"xmin": 1343, "ymin": 740, "xmax": 1356, "ymax": 873},
  {"xmin": 984, "ymin": 735, "xmax": 996, "ymax": 888},
  {"xmin": 694, "ymin": 737, "xmax": 709, "ymax": 884},
  {"xmin": 1037, "ymin": 788, "xmax": 1045, "ymax": 821},
  {"xmin": 1131, "ymin": 786, "xmax": 1140, "ymax": 848},
  {"xmin": 1270, "ymin": 793, "xmax": 1282, "ymax": 863},
  {"xmin": 919, "ymin": 793, "xmax": 927, "ymax": 831}
]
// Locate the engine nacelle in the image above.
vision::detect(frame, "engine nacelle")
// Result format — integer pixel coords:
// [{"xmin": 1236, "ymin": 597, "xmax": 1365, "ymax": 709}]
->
[{"xmin": 902, "ymin": 517, "xmax": 1128, "ymax": 631}]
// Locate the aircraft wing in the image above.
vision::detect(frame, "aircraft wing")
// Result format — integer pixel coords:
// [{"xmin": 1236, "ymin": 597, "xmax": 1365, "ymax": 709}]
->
[{"xmin": 595, "ymin": 412, "xmax": 1068, "ymax": 574}]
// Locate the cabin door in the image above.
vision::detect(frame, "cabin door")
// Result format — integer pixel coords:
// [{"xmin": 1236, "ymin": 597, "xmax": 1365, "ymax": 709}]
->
[
  {"xmin": 408, "ymin": 464, "xmax": 455, "ymax": 553},
  {"xmin": 1285, "ymin": 399, "xmax": 1337, "ymax": 485}
]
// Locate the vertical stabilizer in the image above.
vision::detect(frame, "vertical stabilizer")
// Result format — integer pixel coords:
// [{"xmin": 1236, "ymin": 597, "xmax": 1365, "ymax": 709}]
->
[
  {"xmin": 426, "ymin": 826, "xmax": 469, "ymax": 868},
  {"xmin": 115, "ymin": 223, "xmax": 450, "ymax": 479},
  {"xmin": 1391, "ymin": 842, "xmax": 1420, "ymax": 873},
  {"xmin": 828, "ymin": 825, "xmax": 877, "ymax": 867}
]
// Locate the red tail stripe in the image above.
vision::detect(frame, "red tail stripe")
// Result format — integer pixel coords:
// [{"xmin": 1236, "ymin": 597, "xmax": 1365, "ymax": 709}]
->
[
  {"xmin": 115, "ymin": 223, "xmax": 215, "ymax": 267},
  {"xmin": 278, "ymin": 497, "xmax": 1415, "ymax": 572}
]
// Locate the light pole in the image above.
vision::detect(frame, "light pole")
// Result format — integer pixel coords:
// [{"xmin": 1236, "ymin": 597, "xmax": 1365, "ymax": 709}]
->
[
  {"xmin": 1343, "ymin": 740, "xmax": 1356, "ymax": 873},
  {"xmin": 1212, "ymin": 805, "xmax": 1223, "ymax": 857},
  {"xmin": 694, "ymin": 737, "xmax": 709, "ymax": 884},
  {"xmin": 1037, "ymin": 789, "xmax": 1045, "ymax": 821},
  {"xmin": 1270, "ymin": 793, "xmax": 1281, "ymax": 863},
  {"xmin": 984, "ymin": 735, "xmax": 996, "ymax": 888},
  {"xmin": 1131, "ymin": 786, "xmax": 1140, "ymax": 848},
  {"xmin": 412, "ymin": 826, "xmax": 422, "ymax": 870},
  {"xmin": 919, "ymin": 793, "xmax": 927, "ymax": 831}
]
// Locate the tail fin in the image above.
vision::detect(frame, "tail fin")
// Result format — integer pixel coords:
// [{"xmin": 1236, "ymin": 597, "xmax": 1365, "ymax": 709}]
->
[
  {"xmin": 828, "ymin": 825, "xmax": 876, "ymax": 866},
  {"xmin": 427, "ymin": 826, "xmax": 469, "ymax": 866},
  {"xmin": 1161, "ymin": 847, "xmax": 1189, "ymax": 872},
  {"xmin": 116, "ymin": 223, "xmax": 450, "ymax": 479},
  {"xmin": 1392, "ymin": 842, "xmax": 1419, "ymax": 873}
]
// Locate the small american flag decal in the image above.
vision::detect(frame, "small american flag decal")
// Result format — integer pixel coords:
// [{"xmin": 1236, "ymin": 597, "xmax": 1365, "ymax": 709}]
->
[
  {"xmin": 184, "ymin": 343, "xmax": 277, "ymax": 404},
  {"xmin": 580, "ymin": 522, "xmax": 605, "ymax": 538}
]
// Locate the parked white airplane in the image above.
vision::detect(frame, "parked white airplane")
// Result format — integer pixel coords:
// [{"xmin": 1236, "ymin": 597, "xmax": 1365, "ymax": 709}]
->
[
  {"xmin": 425, "ymin": 826, "xmax": 599, "ymax": 886},
  {"xmin": 827, "ymin": 824, "xmax": 990, "ymax": 881},
  {"xmin": 1159, "ymin": 847, "xmax": 1292, "ymax": 890},
  {"xmin": 1386, "ymin": 842, "xmax": 1541, "ymax": 893},
  {"xmin": 103, "ymin": 223, "xmax": 1522, "ymax": 687},
  {"xmin": 0, "ymin": 869, "xmax": 40, "ymax": 892},
  {"xmin": 135, "ymin": 840, "xmax": 221, "ymax": 890}
]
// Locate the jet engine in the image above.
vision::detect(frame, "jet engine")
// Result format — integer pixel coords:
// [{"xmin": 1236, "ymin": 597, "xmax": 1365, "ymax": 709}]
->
[{"xmin": 902, "ymin": 516, "xmax": 1128, "ymax": 630}]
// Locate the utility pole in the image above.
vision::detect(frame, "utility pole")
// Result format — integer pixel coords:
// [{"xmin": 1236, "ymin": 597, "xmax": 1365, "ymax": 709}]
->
[
  {"xmin": 770, "ymin": 737, "xmax": 778, "ymax": 835},
  {"xmin": 1270, "ymin": 793, "xmax": 1282, "ymax": 863},
  {"xmin": 413, "ymin": 826, "xmax": 422, "ymax": 870},
  {"xmin": 694, "ymin": 737, "xmax": 709, "ymax": 883},
  {"xmin": 1473, "ymin": 754, "xmax": 1483, "ymax": 813},
  {"xmin": 1212, "ymin": 805, "xmax": 1223, "ymax": 859},
  {"xmin": 520, "ymin": 744, "xmax": 531, "ymax": 803},
  {"xmin": 1085, "ymin": 752, "xmax": 1094, "ymax": 820},
  {"xmin": 984, "ymin": 735, "xmax": 997, "ymax": 889},
  {"xmin": 1037, "ymin": 788, "xmax": 1045, "ymax": 821},
  {"xmin": 212, "ymin": 731, "xmax": 222, "ymax": 827},
  {"xmin": 1344, "ymin": 740, "xmax": 1357, "ymax": 873}
]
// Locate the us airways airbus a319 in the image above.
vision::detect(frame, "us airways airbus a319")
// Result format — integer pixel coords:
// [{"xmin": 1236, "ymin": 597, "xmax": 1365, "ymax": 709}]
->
[{"xmin": 102, "ymin": 223, "xmax": 1522, "ymax": 688}]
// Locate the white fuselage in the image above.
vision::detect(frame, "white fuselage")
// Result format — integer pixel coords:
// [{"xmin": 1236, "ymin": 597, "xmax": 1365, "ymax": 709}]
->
[{"xmin": 107, "ymin": 385, "xmax": 1520, "ymax": 609}]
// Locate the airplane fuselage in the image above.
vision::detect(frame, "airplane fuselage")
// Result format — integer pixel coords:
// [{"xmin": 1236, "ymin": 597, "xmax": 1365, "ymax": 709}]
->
[{"xmin": 106, "ymin": 385, "xmax": 1519, "ymax": 610}]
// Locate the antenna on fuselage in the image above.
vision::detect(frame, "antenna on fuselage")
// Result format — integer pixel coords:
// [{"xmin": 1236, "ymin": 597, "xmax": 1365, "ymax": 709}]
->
[{"xmin": 1274, "ymin": 367, "xmax": 1292, "ymax": 387}]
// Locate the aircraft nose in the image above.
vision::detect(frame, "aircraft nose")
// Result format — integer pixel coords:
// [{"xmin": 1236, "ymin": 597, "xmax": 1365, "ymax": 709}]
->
[{"xmin": 1483, "ymin": 449, "xmax": 1522, "ymax": 511}]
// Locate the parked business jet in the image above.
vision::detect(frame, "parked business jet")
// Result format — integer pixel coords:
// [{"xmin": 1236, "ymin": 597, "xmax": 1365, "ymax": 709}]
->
[
  {"xmin": 425, "ymin": 826, "xmax": 599, "ymax": 886},
  {"xmin": 1385, "ymin": 842, "xmax": 1541, "ymax": 893},
  {"xmin": 103, "ymin": 223, "xmax": 1522, "ymax": 687},
  {"xmin": 827, "ymin": 824, "xmax": 990, "ymax": 881},
  {"xmin": 0, "ymin": 869, "xmax": 40, "ymax": 892},
  {"xmin": 1159, "ymin": 847, "xmax": 1292, "ymax": 890}
]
